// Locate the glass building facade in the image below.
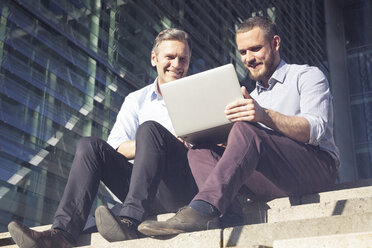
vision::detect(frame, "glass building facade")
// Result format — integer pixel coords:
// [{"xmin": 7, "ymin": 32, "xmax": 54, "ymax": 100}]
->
[
  {"xmin": 344, "ymin": 0, "xmax": 372, "ymax": 179},
  {"xmin": 0, "ymin": 0, "xmax": 370, "ymax": 232}
]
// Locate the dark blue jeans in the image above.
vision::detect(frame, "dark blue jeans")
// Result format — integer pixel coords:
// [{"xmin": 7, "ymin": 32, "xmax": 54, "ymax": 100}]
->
[{"xmin": 52, "ymin": 121, "xmax": 197, "ymax": 242}]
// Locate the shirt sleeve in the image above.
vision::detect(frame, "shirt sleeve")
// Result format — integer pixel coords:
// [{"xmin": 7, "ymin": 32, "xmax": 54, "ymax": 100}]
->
[
  {"xmin": 106, "ymin": 93, "xmax": 139, "ymax": 150},
  {"xmin": 298, "ymin": 67, "xmax": 331, "ymax": 145}
]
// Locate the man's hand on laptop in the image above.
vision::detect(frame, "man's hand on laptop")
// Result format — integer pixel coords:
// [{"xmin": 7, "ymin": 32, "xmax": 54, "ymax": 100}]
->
[{"xmin": 224, "ymin": 86, "xmax": 267, "ymax": 123}]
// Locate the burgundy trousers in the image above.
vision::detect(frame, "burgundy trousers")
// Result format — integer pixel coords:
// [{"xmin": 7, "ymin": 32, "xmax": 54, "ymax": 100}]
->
[{"xmin": 188, "ymin": 122, "xmax": 338, "ymax": 214}]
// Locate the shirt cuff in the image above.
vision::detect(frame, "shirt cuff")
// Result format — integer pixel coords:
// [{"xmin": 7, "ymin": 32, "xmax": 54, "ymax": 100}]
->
[{"xmin": 301, "ymin": 114, "xmax": 325, "ymax": 146}]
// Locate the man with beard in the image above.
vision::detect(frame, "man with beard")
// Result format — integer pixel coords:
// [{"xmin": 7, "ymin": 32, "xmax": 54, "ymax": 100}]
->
[
  {"xmin": 8, "ymin": 28, "xmax": 198, "ymax": 248},
  {"xmin": 137, "ymin": 16, "xmax": 340, "ymax": 236}
]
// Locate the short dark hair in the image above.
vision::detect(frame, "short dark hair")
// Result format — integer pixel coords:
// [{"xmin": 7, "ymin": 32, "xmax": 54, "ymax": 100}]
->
[
  {"xmin": 236, "ymin": 16, "xmax": 278, "ymax": 41},
  {"xmin": 152, "ymin": 28, "xmax": 192, "ymax": 55}
]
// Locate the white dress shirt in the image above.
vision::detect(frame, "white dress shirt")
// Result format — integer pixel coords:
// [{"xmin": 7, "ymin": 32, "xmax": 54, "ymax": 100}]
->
[
  {"xmin": 107, "ymin": 79, "xmax": 174, "ymax": 150},
  {"xmin": 250, "ymin": 60, "xmax": 340, "ymax": 163}
]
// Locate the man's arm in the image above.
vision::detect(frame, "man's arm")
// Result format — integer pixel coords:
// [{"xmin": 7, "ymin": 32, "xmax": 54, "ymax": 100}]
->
[
  {"xmin": 225, "ymin": 86, "xmax": 310, "ymax": 143},
  {"xmin": 261, "ymin": 109, "xmax": 310, "ymax": 143},
  {"xmin": 107, "ymin": 93, "xmax": 140, "ymax": 153},
  {"xmin": 117, "ymin": 140, "xmax": 136, "ymax": 160}
]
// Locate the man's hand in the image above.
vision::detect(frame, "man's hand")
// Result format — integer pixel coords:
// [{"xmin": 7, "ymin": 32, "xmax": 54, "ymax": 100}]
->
[
  {"xmin": 117, "ymin": 140, "xmax": 136, "ymax": 159},
  {"xmin": 225, "ymin": 86, "xmax": 310, "ymax": 143},
  {"xmin": 176, "ymin": 136, "xmax": 190, "ymax": 148},
  {"xmin": 225, "ymin": 86, "xmax": 266, "ymax": 123}
]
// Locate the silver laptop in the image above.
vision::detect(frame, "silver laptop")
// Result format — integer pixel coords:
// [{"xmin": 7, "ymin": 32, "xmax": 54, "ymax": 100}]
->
[{"xmin": 160, "ymin": 63, "xmax": 243, "ymax": 145}]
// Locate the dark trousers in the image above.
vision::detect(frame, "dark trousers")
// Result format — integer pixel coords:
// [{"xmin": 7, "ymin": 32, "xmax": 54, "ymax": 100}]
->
[
  {"xmin": 52, "ymin": 121, "xmax": 197, "ymax": 241},
  {"xmin": 188, "ymin": 122, "xmax": 338, "ymax": 214}
]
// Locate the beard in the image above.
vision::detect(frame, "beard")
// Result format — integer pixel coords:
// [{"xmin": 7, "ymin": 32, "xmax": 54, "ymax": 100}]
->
[{"xmin": 247, "ymin": 47, "xmax": 277, "ymax": 83}]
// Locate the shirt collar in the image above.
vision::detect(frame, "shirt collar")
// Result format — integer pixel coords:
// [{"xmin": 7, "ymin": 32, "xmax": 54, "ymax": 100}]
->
[
  {"xmin": 256, "ymin": 60, "xmax": 288, "ymax": 93},
  {"xmin": 151, "ymin": 77, "xmax": 163, "ymax": 101}
]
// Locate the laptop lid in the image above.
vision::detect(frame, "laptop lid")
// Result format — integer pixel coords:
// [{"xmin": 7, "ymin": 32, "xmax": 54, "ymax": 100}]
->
[{"xmin": 160, "ymin": 63, "xmax": 243, "ymax": 145}]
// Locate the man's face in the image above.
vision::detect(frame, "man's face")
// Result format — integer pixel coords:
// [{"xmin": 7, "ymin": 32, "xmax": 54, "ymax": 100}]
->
[
  {"xmin": 236, "ymin": 27, "xmax": 280, "ymax": 85},
  {"xmin": 151, "ymin": 40, "xmax": 190, "ymax": 86}
]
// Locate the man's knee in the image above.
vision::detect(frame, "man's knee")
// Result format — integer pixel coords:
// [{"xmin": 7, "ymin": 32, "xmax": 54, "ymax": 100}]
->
[
  {"xmin": 137, "ymin": 120, "xmax": 161, "ymax": 131},
  {"xmin": 226, "ymin": 122, "xmax": 269, "ymax": 157},
  {"xmin": 231, "ymin": 121, "xmax": 260, "ymax": 134},
  {"xmin": 75, "ymin": 137, "xmax": 104, "ymax": 157},
  {"xmin": 188, "ymin": 145, "xmax": 221, "ymax": 162},
  {"xmin": 229, "ymin": 122, "xmax": 262, "ymax": 140},
  {"xmin": 187, "ymin": 147, "xmax": 204, "ymax": 164},
  {"xmin": 136, "ymin": 121, "xmax": 168, "ymax": 141}
]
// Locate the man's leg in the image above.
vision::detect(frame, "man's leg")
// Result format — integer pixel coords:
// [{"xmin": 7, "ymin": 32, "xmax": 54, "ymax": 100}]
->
[
  {"xmin": 185, "ymin": 145, "xmax": 245, "ymax": 227},
  {"xmin": 188, "ymin": 144, "xmax": 287, "ymax": 202},
  {"xmin": 192, "ymin": 121, "xmax": 337, "ymax": 214},
  {"xmin": 52, "ymin": 137, "xmax": 133, "ymax": 241},
  {"xmin": 138, "ymin": 122, "xmax": 337, "ymax": 236},
  {"xmin": 9, "ymin": 137, "xmax": 133, "ymax": 247},
  {"xmin": 120, "ymin": 121, "xmax": 197, "ymax": 220},
  {"xmin": 96, "ymin": 121, "xmax": 197, "ymax": 241}
]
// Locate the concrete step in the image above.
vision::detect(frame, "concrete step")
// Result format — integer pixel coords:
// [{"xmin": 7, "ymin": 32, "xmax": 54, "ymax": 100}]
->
[
  {"xmin": 223, "ymin": 212, "xmax": 372, "ymax": 248},
  {"xmin": 0, "ymin": 214, "xmax": 178, "ymax": 247},
  {"xmin": 78, "ymin": 211, "xmax": 372, "ymax": 247},
  {"xmin": 239, "ymin": 179, "xmax": 372, "ymax": 225},
  {"xmin": 268, "ymin": 179, "xmax": 372, "ymax": 209},
  {"xmin": 81, "ymin": 229, "xmax": 222, "ymax": 248},
  {"xmin": 1, "ymin": 179, "xmax": 372, "ymax": 247},
  {"xmin": 268, "ymin": 196, "xmax": 372, "ymax": 223},
  {"xmin": 273, "ymin": 231, "xmax": 372, "ymax": 248},
  {"xmin": 0, "ymin": 229, "xmax": 222, "ymax": 248},
  {"xmin": 0, "ymin": 225, "xmax": 50, "ymax": 247},
  {"xmin": 3, "ymin": 211, "xmax": 371, "ymax": 247}
]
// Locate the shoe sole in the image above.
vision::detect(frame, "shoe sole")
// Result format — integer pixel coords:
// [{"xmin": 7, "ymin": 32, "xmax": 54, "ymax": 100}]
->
[
  {"xmin": 138, "ymin": 214, "xmax": 220, "ymax": 237},
  {"xmin": 95, "ymin": 206, "xmax": 130, "ymax": 242},
  {"xmin": 8, "ymin": 222, "xmax": 38, "ymax": 248},
  {"xmin": 138, "ymin": 223, "xmax": 185, "ymax": 236}
]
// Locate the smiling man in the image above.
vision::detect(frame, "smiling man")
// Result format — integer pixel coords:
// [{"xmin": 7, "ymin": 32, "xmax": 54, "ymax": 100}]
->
[
  {"xmin": 138, "ymin": 16, "xmax": 340, "ymax": 236},
  {"xmin": 152, "ymin": 38, "xmax": 189, "ymax": 86},
  {"xmin": 8, "ymin": 28, "xmax": 198, "ymax": 248}
]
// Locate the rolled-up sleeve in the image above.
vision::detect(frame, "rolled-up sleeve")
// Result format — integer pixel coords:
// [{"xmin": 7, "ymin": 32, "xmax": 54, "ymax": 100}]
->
[
  {"xmin": 298, "ymin": 68, "xmax": 330, "ymax": 145},
  {"xmin": 107, "ymin": 93, "xmax": 139, "ymax": 150}
]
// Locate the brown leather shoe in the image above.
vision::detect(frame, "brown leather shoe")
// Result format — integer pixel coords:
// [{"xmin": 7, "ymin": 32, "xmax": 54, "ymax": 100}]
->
[
  {"xmin": 138, "ymin": 206, "xmax": 219, "ymax": 236},
  {"xmin": 95, "ymin": 205, "xmax": 139, "ymax": 242},
  {"xmin": 8, "ymin": 221, "xmax": 73, "ymax": 248}
]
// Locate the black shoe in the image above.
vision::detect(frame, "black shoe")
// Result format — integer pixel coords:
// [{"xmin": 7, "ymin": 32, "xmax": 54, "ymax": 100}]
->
[
  {"xmin": 8, "ymin": 221, "xmax": 73, "ymax": 248},
  {"xmin": 95, "ymin": 205, "xmax": 139, "ymax": 242},
  {"xmin": 138, "ymin": 206, "xmax": 219, "ymax": 236}
]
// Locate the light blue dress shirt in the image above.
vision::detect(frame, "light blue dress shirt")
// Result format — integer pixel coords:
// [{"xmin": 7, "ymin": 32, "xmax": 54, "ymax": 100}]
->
[
  {"xmin": 107, "ymin": 79, "xmax": 174, "ymax": 150},
  {"xmin": 250, "ymin": 60, "xmax": 340, "ymax": 164}
]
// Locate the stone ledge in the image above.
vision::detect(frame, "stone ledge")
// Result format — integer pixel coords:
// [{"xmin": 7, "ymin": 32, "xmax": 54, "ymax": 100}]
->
[
  {"xmin": 0, "ymin": 225, "xmax": 51, "ymax": 247},
  {"xmin": 3, "ymin": 213, "xmax": 372, "ymax": 248},
  {"xmin": 273, "ymin": 231, "xmax": 372, "ymax": 248},
  {"xmin": 79, "ymin": 229, "xmax": 222, "ymax": 248},
  {"xmin": 268, "ymin": 196, "xmax": 372, "ymax": 223},
  {"xmin": 0, "ymin": 214, "xmax": 179, "ymax": 248},
  {"xmin": 238, "ymin": 181, "xmax": 372, "ymax": 225},
  {"xmin": 2, "ymin": 179, "xmax": 372, "ymax": 247},
  {"xmin": 266, "ymin": 181, "xmax": 372, "ymax": 209},
  {"xmin": 223, "ymin": 212, "xmax": 372, "ymax": 247}
]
